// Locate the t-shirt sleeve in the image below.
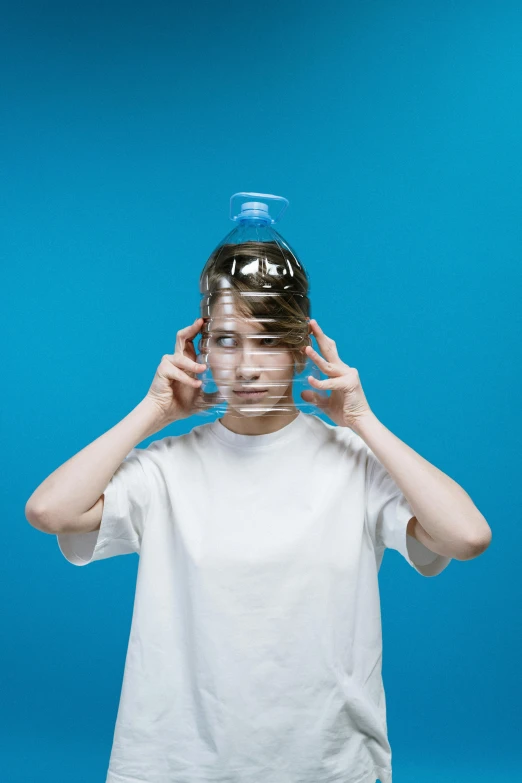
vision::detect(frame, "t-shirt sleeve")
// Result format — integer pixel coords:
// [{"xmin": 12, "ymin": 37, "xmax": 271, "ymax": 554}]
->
[
  {"xmin": 365, "ymin": 450, "xmax": 452, "ymax": 578},
  {"xmin": 56, "ymin": 446, "xmax": 153, "ymax": 567}
]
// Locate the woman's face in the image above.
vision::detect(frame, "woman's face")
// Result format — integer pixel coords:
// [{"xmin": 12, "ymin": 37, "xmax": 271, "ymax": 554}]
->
[{"xmin": 205, "ymin": 298, "xmax": 296, "ymax": 418}]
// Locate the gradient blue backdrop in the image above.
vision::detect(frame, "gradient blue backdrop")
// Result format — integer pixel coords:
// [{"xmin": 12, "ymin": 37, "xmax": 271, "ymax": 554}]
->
[{"xmin": 2, "ymin": 1, "xmax": 520, "ymax": 781}]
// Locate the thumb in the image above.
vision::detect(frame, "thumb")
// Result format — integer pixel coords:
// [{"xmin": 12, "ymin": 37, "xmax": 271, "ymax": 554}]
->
[
  {"xmin": 201, "ymin": 389, "xmax": 223, "ymax": 405},
  {"xmin": 300, "ymin": 389, "xmax": 328, "ymax": 409}
]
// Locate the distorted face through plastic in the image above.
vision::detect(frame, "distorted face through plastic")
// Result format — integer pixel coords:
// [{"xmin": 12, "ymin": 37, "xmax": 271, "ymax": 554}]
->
[{"xmin": 204, "ymin": 297, "xmax": 297, "ymax": 416}]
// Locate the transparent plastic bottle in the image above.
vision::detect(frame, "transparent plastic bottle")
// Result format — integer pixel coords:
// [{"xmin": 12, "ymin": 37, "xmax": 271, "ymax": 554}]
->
[{"xmin": 194, "ymin": 192, "xmax": 326, "ymax": 419}]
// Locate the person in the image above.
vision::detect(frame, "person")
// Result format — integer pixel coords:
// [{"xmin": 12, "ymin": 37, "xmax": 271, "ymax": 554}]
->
[{"xmin": 25, "ymin": 258, "xmax": 491, "ymax": 783}]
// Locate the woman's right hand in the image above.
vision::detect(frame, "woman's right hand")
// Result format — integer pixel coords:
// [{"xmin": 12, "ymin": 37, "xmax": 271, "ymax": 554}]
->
[{"xmin": 144, "ymin": 317, "xmax": 219, "ymax": 425}]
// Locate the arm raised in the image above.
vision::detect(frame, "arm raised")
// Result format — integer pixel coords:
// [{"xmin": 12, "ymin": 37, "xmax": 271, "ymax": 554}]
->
[{"xmin": 25, "ymin": 397, "xmax": 164, "ymax": 535}]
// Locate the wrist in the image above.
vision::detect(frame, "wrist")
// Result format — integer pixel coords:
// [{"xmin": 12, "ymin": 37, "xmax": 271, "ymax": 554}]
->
[
  {"xmin": 348, "ymin": 409, "xmax": 380, "ymax": 439},
  {"xmin": 134, "ymin": 397, "xmax": 168, "ymax": 440}
]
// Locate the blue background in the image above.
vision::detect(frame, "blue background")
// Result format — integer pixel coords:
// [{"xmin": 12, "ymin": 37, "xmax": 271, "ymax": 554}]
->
[{"xmin": 3, "ymin": 1, "xmax": 520, "ymax": 781}]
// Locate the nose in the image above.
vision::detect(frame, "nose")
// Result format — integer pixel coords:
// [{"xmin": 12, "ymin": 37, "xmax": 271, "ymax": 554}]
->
[{"xmin": 236, "ymin": 338, "xmax": 261, "ymax": 381}]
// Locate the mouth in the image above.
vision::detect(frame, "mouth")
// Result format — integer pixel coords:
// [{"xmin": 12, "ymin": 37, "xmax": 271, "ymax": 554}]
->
[{"xmin": 233, "ymin": 388, "xmax": 268, "ymax": 398}]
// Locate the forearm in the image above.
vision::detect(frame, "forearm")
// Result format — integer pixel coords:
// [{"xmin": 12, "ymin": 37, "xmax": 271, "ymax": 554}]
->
[
  {"xmin": 352, "ymin": 411, "xmax": 491, "ymax": 554},
  {"xmin": 26, "ymin": 397, "xmax": 165, "ymax": 526}
]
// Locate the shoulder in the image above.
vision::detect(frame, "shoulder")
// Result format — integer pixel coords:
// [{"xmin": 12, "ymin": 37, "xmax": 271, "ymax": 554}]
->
[
  {"xmin": 134, "ymin": 420, "xmax": 215, "ymax": 465},
  {"xmin": 307, "ymin": 414, "xmax": 366, "ymax": 448},
  {"xmin": 301, "ymin": 414, "xmax": 368, "ymax": 460},
  {"xmin": 310, "ymin": 417, "xmax": 380, "ymax": 482}
]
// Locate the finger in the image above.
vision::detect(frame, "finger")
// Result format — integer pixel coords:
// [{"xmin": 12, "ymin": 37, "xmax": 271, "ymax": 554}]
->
[
  {"xmin": 308, "ymin": 374, "xmax": 345, "ymax": 391},
  {"xmin": 192, "ymin": 388, "xmax": 223, "ymax": 411},
  {"xmin": 170, "ymin": 353, "xmax": 207, "ymax": 375},
  {"xmin": 301, "ymin": 389, "xmax": 329, "ymax": 409},
  {"xmin": 159, "ymin": 358, "xmax": 203, "ymax": 388},
  {"xmin": 180, "ymin": 316, "xmax": 204, "ymax": 337},
  {"xmin": 309, "ymin": 319, "xmax": 339, "ymax": 361},
  {"xmin": 175, "ymin": 317, "xmax": 204, "ymax": 353},
  {"xmin": 304, "ymin": 345, "xmax": 344, "ymax": 377},
  {"xmin": 202, "ymin": 389, "xmax": 222, "ymax": 404}
]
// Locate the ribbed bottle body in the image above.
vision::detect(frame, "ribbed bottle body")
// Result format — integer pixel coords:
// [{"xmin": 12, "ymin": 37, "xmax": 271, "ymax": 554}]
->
[{"xmin": 193, "ymin": 194, "xmax": 326, "ymax": 418}]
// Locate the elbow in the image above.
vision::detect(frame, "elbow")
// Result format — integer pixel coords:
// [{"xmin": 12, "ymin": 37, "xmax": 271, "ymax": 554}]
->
[
  {"xmin": 456, "ymin": 524, "xmax": 492, "ymax": 561},
  {"xmin": 25, "ymin": 499, "xmax": 56, "ymax": 533}
]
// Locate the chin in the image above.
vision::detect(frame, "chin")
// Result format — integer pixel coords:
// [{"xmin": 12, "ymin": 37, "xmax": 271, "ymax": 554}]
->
[
  {"xmin": 228, "ymin": 403, "xmax": 278, "ymax": 418},
  {"xmin": 224, "ymin": 392, "xmax": 287, "ymax": 418}
]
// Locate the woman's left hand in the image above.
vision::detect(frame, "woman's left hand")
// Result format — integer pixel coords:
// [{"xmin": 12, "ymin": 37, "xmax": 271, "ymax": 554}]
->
[{"xmin": 300, "ymin": 319, "xmax": 373, "ymax": 430}]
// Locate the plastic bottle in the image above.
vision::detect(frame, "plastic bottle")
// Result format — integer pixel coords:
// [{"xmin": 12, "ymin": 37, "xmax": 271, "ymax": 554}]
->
[{"xmin": 194, "ymin": 191, "xmax": 326, "ymax": 418}]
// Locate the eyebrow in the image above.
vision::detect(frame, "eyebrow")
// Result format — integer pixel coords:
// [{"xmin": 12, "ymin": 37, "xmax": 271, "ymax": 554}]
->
[{"xmin": 212, "ymin": 327, "xmax": 264, "ymax": 335}]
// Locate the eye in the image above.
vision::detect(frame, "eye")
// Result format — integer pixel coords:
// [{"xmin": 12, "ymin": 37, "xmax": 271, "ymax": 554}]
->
[
  {"xmin": 216, "ymin": 336, "xmax": 237, "ymax": 347},
  {"xmin": 215, "ymin": 335, "xmax": 281, "ymax": 348}
]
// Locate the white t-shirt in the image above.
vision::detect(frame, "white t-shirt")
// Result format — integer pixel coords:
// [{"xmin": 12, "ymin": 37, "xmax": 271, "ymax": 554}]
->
[{"xmin": 57, "ymin": 411, "xmax": 451, "ymax": 783}]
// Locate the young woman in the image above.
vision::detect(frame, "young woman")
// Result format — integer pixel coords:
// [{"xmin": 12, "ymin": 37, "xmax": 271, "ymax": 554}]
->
[{"xmin": 26, "ymin": 245, "xmax": 491, "ymax": 783}]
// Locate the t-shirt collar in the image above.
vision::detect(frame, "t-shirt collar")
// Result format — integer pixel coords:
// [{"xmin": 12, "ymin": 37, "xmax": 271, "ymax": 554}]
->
[{"xmin": 209, "ymin": 410, "xmax": 307, "ymax": 449}]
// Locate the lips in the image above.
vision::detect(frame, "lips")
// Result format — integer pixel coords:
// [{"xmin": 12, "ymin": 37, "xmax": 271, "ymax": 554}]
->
[{"xmin": 234, "ymin": 389, "xmax": 268, "ymax": 396}]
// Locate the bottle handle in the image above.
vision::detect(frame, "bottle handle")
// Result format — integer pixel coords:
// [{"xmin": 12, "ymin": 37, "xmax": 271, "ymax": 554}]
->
[{"xmin": 230, "ymin": 192, "xmax": 289, "ymax": 224}]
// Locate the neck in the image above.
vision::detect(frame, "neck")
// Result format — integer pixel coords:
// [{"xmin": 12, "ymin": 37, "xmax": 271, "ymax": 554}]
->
[{"xmin": 220, "ymin": 407, "xmax": 300, "ymax": 436}]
